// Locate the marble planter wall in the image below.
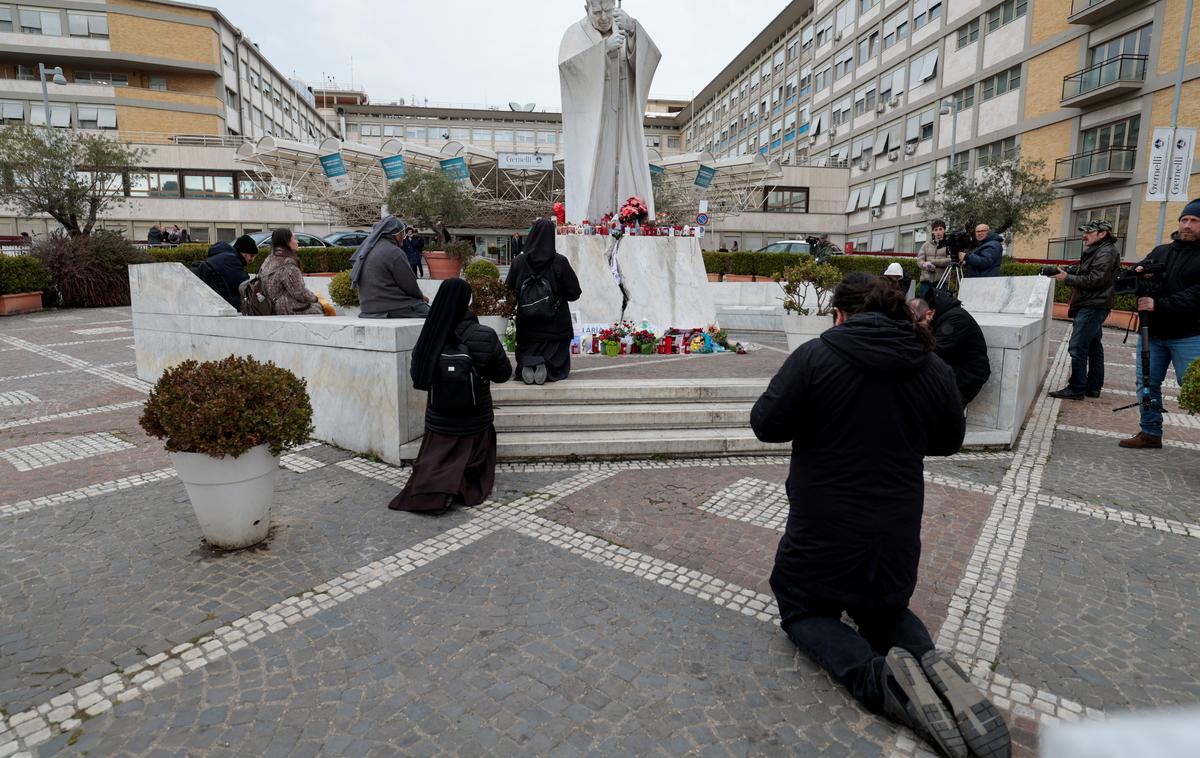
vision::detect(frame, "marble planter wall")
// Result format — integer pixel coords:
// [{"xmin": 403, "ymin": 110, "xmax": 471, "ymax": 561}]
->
[
  {"xmin": 958, "ymin": 276, "xmax": 1054, "ymax": 448},
  {"xmin": 132, "ymin": 264, "xmax": 427, "ymax": 464}
]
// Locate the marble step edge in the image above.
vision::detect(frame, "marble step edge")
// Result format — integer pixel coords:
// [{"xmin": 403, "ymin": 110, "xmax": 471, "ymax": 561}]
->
[
  {"xmin": 491, "ymin": 378, "xmax": 769, "ymax": 405},
  {"xmin": 493, "ymin": 403, "xmax": 753, "ymax": 431},
  {"xmin": 398, "ymin": 428, "xmax": 787, "ymax": 462}
]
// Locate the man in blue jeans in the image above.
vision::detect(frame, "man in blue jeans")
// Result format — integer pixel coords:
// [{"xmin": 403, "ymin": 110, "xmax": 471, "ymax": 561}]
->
[
  {"xmin": 1049, "ymin": 220, "xmax": 1121, "ymax": 400},
  {"xmin": 1120, "ymin": 199, "xmax": 1200, "ymax": 449}
]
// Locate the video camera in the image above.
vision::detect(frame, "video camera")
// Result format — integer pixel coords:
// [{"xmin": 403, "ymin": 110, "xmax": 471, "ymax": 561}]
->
[
  {"xmin": 936, "ymin": 230, "xmax": 975, "ymax": 259},
  {"xmin": 1113, "ymin": 260, "xmax": 1167, "ymax": 298}
]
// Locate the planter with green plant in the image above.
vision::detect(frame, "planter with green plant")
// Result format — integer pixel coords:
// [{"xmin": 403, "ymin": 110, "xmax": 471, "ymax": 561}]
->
[
  {"xmin": 0, "ymin": 255, "xmax": 52, "ymax": 315},
  {"xmin": 385, "ymin": 171, "xmax": 476, "ymax": 279},
  {"xmin": 327, "ymin": 270, "xmax": 360, "ymax": 316},
  {"xmin": 140, "ymin": 355, "xmax": 314, "ymax": 549},
  {"xmin": 466, "ymin": 258, "xmax": 515, "ymax": 336},
  {"xmin": 779, "ymin": 258, "xmax": 843, "ymax": 352}
]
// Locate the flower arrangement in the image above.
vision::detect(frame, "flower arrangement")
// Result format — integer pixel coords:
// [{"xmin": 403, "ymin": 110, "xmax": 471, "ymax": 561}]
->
[
  {"xmin": 618, "ymin": 196, "xmax": 649, "ymax": 225},
  {"xmin": 553, "ymin": 202, "xmax": 566, "ymax": 226},
  {"xmin": 632, "ymin": 328, "xmax": 658, "ymax": 354}
]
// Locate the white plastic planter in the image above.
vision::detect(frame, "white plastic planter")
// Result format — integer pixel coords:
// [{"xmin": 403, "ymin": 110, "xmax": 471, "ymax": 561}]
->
[
  {"xmin": 477, "ymin": 316, "xmax": 510, "ymax": 337},
  {"xmin": 783, "ymin": 313, "xmax": 833, "ymax": 352},
  {"xmin": 170, "ymin": 444, "xmax": 279, "ymax": 550}
]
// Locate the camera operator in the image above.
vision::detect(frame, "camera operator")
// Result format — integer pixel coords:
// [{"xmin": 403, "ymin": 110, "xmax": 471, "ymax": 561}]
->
[
  {"xmin": 917, "ymin": 220, "xmax": 953, "ymax": 299},
  {"xmin": 1119, "ymin": 199, "xmax": 1200, "ymax": 450},
  {"xmin": 961, "ymin": 224, "xmax": 1002, "ymax": 278},
  {"xmin": 752, "ymin": 274, "xmax": 1009, "ymax": 758},
  {"xmin": 1047, "ymin": 220, "xmax": 1121, "ymax": 401},
  {"xmin": 911, "ymin": 289, "xmax": 991, "ymax": 406}
]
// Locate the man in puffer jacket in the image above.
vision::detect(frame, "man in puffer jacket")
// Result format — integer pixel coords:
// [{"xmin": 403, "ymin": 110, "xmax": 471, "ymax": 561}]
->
[
  {"xmin": 1048, "ymin": 220, "xmax": 1121, "ymax": 400},
  {"xmin": 961, "ymin": 224, "xmax": 1002, "ymax": 278}
]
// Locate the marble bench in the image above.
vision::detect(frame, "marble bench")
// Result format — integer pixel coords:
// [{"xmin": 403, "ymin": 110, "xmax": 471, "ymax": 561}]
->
[{"xmin": 130, "ymin": 263, "xmax": 426, "ymax": 465}]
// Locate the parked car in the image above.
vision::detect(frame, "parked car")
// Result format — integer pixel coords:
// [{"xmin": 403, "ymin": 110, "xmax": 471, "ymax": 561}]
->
[
  {"xmin": 756, "ymin": 240, "xmax": 812, "ymax": 254},
  {"xmin": 324, "ymin": 230, "xmax": 369, "ymax": 247},
  {"xmin": 249, "ymin": 231, "xmax": 330, "ymax": 249}
]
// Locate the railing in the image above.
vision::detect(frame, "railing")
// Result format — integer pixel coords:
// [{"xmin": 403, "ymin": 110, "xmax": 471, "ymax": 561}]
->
[
  {"xmin": 1061, "ymin": 55, "xmax": 1147, "ymax": 101},
  {"xmin": 1045, "ymin": 236, "xmax": 1124, "ymax": 260},
  {"xmin": 1054, "ymin": 146, "xmax": 1136, "ymax": 182}
]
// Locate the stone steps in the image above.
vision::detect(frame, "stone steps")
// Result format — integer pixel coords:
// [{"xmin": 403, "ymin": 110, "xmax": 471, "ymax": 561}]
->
[
  {"xmin": 493, "ymin": 402, "xmax": 754, "ymax": 432},
  {"xmin": 491, "ymin": 378, "xmax": 768, "ymax": 406}
]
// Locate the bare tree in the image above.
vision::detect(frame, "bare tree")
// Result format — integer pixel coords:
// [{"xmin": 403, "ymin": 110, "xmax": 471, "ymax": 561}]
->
[{"xmin": 0, "ymin": 125, "xmax": 147, "ymax": 236}]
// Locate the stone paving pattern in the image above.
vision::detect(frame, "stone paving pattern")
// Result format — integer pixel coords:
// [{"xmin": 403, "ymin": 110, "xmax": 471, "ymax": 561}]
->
[{"xmin": 1, "ymin": 310, "xmax": 1198, "ymax": 757}]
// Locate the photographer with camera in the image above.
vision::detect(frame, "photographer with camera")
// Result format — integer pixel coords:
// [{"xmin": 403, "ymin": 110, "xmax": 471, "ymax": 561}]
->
[
  {"xmin": 917, "ymin": 220, "xmax": 953, "ymax": 299},
  {"xmin": 1045, "ymin": 220, "xmax": 1121, "ymax": 401},
  {"xmin": 1118, "ymin": 199, "xmax": 1200, "ymax": 450},
  {"xmin": 960, "ymin": 224, "xmax": 1002, "ymax": 278}
]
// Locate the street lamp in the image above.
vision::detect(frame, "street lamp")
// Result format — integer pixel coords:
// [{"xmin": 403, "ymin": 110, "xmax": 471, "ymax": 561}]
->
[
  {"xmin": 38, "ymin": 63, "xmax": 67, "ymax": 129},
  {"xmin": 939, "ymin": 98, "xmax": 959, "ymax": 171}
]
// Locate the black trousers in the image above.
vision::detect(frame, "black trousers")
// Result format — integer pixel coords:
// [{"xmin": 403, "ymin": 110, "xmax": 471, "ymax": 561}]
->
[{"xmin": 783, "ymin": 596, "xmax": 935, "ymax": 714}]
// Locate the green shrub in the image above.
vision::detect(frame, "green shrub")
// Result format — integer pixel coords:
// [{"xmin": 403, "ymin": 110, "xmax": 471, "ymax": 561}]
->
[
  {"xmin": 1180, "ymin": 359, "xmax": 1200, "ymax": 415},
  {"xmin": 702, "ymin": 252, "xmax": 731, "ymax": 275},
  {"xmin": 32, "ymin": 231, "xmax": 152, "ymax": 307},
  {"xmin": 780, "ymin": 258, "xmax": 843, "ymax": 315},
  {"xmin": 729, "ymin": 252, "xmax": 757, "ymax": 276},
  {"xmin": 328, "ymin": 270, "xmax": 358, "ymax": 307},
  {"xmin": 756, "ymin": 252, "xmax": 797, "ymax": 280},
  {"xmin": 827, "ymin": 255, "xmax": 921, "ymax": 281},
  {"xmin": 296, "ymin": 247, "xmax": 356, "ymax": 274},
  {"xmin": 140, "ymin": 355, "xmax": 314, "ymax": 458},
  {"xmin": 0, "ymin": 255, "xmax": 52, "ymax": 295},
  {"xmin": 445, "ymin": 240, "xmax": 474, "ymax": 265},
  {"xmin": 464, "ymin": 258, "xmax": 501, "ymax": 281},
  {"xmin": 468, "ymin": 275, "xmax": 515, "ymax": 317},
  {"xmin": 149, "ymin": 246, "xmax": 209, "ymax": 264}
]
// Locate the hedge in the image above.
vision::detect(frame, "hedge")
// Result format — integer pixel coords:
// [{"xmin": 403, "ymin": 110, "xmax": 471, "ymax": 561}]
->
[
  {"xmin": 728, "ymin": 252, "xmax": 757, "ymax": 277},
  {"xmin": 147, "ymin": 246, "xmax": 358, "ymax": 275},
  {"xmin": 0, "ymin": 255, "xmax": 52, "ymax": 295},
  {"xmin": 701, "ymin": 251, "xmax": 730, "ymax": 276}
]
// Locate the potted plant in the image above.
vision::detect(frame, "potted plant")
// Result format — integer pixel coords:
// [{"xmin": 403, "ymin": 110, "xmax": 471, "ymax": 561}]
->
[
  {"xmin": 327, "ymin": 270, "xmax": 360, "ymax": 317},
  {"xmin": 632, "ymin": 328, "xmax": 658, "ymax": 355},
  {"xmin": 0, "ymin": 255, "xmax": 52, "ymax": 315},
  {"xmin": 465, "ymin": 258, "xmax": 515, "ymax": 336},
  {"xmin": 386, "ymin": 170, "xmax": 477, "ymax": 279},
  {"xmin": 779, "ymin": 258, "xmax": 842, "ymax": 352},
  {"xmin": 597, "ymin": 323, "xmax": 630, "ymax": 357},
  {"xmin": 1181, "ymin": 358, "xmax": 1200, "ymax": 415},
  {"xmin": 140, "ymin": 356, "xmax": 314, "ymax": 550}
]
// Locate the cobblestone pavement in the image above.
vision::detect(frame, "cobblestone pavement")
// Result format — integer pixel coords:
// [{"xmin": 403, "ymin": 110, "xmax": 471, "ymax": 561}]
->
[{"xmin": 2, "ymin": 311, "xmax": 1197, "ymax": 757}]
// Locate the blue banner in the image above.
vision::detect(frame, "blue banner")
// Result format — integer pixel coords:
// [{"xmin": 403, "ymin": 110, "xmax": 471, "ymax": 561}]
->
[
  {"xmin": 649, "ymin": 164, "xmax": 665, "ymax": 176},
  {"xmin": 440, "ymin": 157, "xmax": 470, "ymax": 184},
  {"xmin": 319, "ymin": 153, "xmax": 351, "ymax": 192},
  {"xmin": 380, "ymin": 154, "xmax": 406, "ymax": 181},
  {"xmin": 695, "ymin": 165, "xmax": 717, "ymax": 189}
]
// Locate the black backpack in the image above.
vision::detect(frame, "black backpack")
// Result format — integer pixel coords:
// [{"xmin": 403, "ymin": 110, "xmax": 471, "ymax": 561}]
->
[
  {"xmin": 430, "ymin": 341, "xmax": 480, "ymax": 416},
  {"xmin": 238, "ymin": 274, "xmax": 274, "ymax": 316},
  {"xmin": 517, "ymin": 266, "xmax": 557, "ymax": 320},
  {"xmin": 190, "ymin": 260, "xmax": 233, "ymax": 305}
]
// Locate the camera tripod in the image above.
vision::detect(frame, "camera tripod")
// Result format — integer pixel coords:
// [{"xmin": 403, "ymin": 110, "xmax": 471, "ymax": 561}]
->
[
  {"xmin": 936, "ymin": 262, "xmax": 962, "ymax": 293},
  {"xmin": 1113, "ymin": 310, "xmax": 1165, "ymax": 416}
]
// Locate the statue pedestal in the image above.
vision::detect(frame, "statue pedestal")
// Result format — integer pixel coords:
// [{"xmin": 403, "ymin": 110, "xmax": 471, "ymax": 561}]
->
[{"xmin": 556, "ymin": 235, "xmax": 718, "ymax": 331}]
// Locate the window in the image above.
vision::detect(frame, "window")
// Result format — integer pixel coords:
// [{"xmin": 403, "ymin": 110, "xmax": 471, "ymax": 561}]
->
[
  {"xmin": 67, "ymin": 12, "xmax": 108, "ymax": 37},
  {"xmin": 470, "ymin": 128, "xmax": 493, "ymax": 143},
  {"xmin": 538, "ymin": 131, "xmax": 557, "ymax": 145},
  {"xmin": 952, "ymin": 151, "xmax": 971, "ymax": 172},
  {"xmin": 871, "ymin": 230, "xmax": 897, "ymax": 251},
  {"xmin": 909, "ymin": 48, "xmax": 940, "ymax": 84},
  {"xmin": 645, "ymin": 134, "xmax": 662, "ymax": 148},
  {"xmin": 667, "ymin": 136, "xmax": 681, "ymax": 149},
  {"xmin": 236, "ymin": 177, "xmax": 260, "ymax": 199},
  {"xmin": 835, "ymin": 49, "xmax": 854, "ymax": 81},
  {"xmin": 494, "ymin": 129, "xmax": 514, "ymax": 143},
  {"xmin": 854, "ymin": 85, "xmax": 877, "ymax": 116},
  {"xmin": 851, "ymin": 134, "xmax": 874, "ymax": 162},
  {"xmin": 881, "ymin": 66, "xmax": 906, "ymax": 101},
  {"xmin": 905, "ymin": 108, "xmax": 935, "ymax": 143},
  {"xmin": 952, "ymin": 84, "xmax": 975, "ymax": 110},
  {"xmin": 884, "ymin": 10, "xmax": 908, "ymax": 49},
  {"xmin": 28, "ymin": 103, "xmax": 71, "ymax": 127},
  {"xmin": 225, "ymin": 88, "xmax": 238, "ymax": 108},
  {"xmin": 981, "ymin": 65, "xmax": 1021, "ymax": 100},
  {"xmin": 16, "ymin": 64, "xmax": 35, "ymax": 81},
  {"xmin": 250, "ymin": 70, "xmax": 260, "ymax": 89},
  {"xmin": 860, "ymin": 0, "xmax": 880, "ymax": 13},
  {"xmin": 858, "ymin": 30, "xmax": 880, "ymax": 65},
  {"xmin": 184, "ymin": 173, "xmax": 235, "ymax": 199},
  {"xmin": 786, "ymin": 36, "xmax": 800, "ymax": 61},
  {"xmin": 74, "ymin": 71, "xmax": 129, "ymax": 87},
  {"xmin": 1, "ymin": 100, "xmax": 25, "ymax": 124},
  {"xmin": 20, "ymin": 9, "xmax": 62, "ymax": 35},
  {"xmin": 360, "ymin": 124, "xmax": 381, "ymax": 137},
  {"xmin": 815, "ymin": 66, "xmax": 832, "ymax": 91},
  {"xmin": 222, "ymin": 45, "xmax": 235, "ymax": 68},
  {"xmin": 240, "ymin": 60, "xmax": 249, "ymax": 81},
  {"xmin": 764, "ymin": 187, "xmax": 809, "ymax": 213},
  {"xmin": 1088, "ymin": 24, "xmax": 1152, "ymax": 65},
  {"xmin": 913, "ymin": 0, "xmax": 942, "ymax": 30},
  {"xmin": 977, "ymin": 136, "xmax": 1018, "ymax": 164},
  {"xmin": 1072, "ymin": 203, "xmax": 1130, "ymax": 237},
  {"xmin": 869, "ymin": 178, "xmax": 897, "ymax": 207},
  {"xmin": 773, "ymin": 49, "xmax": 785, "ymax": 72},
  {"xmin": 1080, "ymin": 115, "xmax": 1140, "ymax": 152},
  {"xmin": 750, "ymin": 71, "xmax": 761, "ymax": 90},
  {"xmin": 265, "ymin": 116, "xmax": 275, "ymax": 136},
  {"xmin": 835, "ymin": 2, "xmax": 855, "ymax": 34},
  {"xmin": 78, "ymin": 105, "xmax": 117, "ymax": 129},
  {"xmin": 0, "ymin": 7, "xmax": 10, "ymax": 31},
  {"xmin": 832, "ymin": 98, "xmax": 852, "ymax": 127},
  {"xmin": 957, "ymin": 19, "xmax": 980, "ymax": 48},
  {"xmin": 846, "ymin": 185, "xmax": 870, "ymax": 212},
  {"xmin": 149, "ymin": 76, "xmax": 167, "ymax": 92},
  {"xmin": 986, "ymin": 0, "xmax": 1027, "ymax": 33},
  {"xmin": 129, "ymin": 172, "xmax": 181, "ymax": 197},
  {"xmin": 816, "ymin": 16, "xmax": 834, "ymax": 46},
  {"xmin": 802, "ymin": 24, "xmax": 814, "ymax": 47}
]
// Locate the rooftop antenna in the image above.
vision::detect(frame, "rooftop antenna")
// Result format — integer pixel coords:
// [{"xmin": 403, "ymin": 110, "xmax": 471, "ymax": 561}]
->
[{"xmin": 349, "ymin": 56, "xmax": 355, "ymax": 89}]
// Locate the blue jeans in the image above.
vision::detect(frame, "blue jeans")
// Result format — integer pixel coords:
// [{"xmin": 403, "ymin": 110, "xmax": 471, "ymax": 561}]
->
[
  {"xmin": 1066, "ymin": 308, "xmax": 1109, "ymax": 393},
  {"xmin": 783, "ymin": 597, "xmax": 934, "ymax": 714},
  {"xmin": 1137, "ymin": 333, "xmax": 1200, "ymax": 437}
]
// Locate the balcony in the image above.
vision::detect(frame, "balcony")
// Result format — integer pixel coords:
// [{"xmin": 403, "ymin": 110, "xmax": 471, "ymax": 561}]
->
[
  {"xmin": 1046, "ymin": 236, "xmax": 1124, "ymax": 261},
  {"xmin": 1053, "ymin": 146, "xmax": 1136, "ymax": 189},
  {"xmin": 1068, "ymin": 0, "xmax": 1142, "ymax": 25},
  {"xmin": 1061, "ymin": 55, "xmax": 1146, "ymax": 107}
]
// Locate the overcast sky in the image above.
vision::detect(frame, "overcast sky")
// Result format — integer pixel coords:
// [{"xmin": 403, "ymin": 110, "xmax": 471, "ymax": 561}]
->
[{"xmin": 202, "ymin": 0, "xmax": 792, "ymax": 110}]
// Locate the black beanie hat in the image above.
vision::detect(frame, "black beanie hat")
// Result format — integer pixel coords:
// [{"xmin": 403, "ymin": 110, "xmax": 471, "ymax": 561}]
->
[
  {"xmin": 233, "ymin": 235, "xmax": 258, "ymax": 256},
  {"xmin": 1180, "ymin": 198, "xmax": 1200, "ymax": 221}
]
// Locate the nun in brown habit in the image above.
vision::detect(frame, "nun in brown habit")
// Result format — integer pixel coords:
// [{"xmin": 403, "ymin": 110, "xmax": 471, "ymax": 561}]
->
[{"xmin": 389, "ymin": 278, "xmax": 512, "ymax": 514}]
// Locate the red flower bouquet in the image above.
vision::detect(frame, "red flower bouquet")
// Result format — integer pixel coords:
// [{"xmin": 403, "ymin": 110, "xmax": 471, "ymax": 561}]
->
[
  {"xmin": 553, "ymin": 202, "xmax": 566, "ymax": 225},
  {"xmin": 618, "ymin": 196, "xmax": 649, "ymax": 225}
]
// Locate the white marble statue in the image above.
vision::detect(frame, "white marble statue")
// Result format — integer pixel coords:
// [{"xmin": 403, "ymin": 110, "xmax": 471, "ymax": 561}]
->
[{"xmin": 559, "ymin": 0, "xmax": 661, "ymax": 224}]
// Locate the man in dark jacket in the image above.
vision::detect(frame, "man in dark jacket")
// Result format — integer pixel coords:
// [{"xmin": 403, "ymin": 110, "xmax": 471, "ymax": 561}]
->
[
  {"xmin": 961, "ymin": 224, "xmax": 1002, "ymax": 278},
  {"xmin": 147, "ymin": 225, "xmax": 163, "ymax": 245},
  {"xmin": 195, "ymin": 236, "xmax": 256, "ymax": 309},
  {"xmin": 919, "ymin": 288, "xmax": 991, "ymax": 405},
  {"xmin": 1048, "ymin": 220, "xmax": 1121, "ymax": 400},
  {"xmin": 1119, "ymin": 199, "xmax": 1200, "ymax": 449},
  {"xmin": 358, "ymin": 222, "xmax": 430, "ymax": 319},
  {"xmin": 752, "ymin": 274, "xmax": 1008, "ymax": 758},
  {"xmin": 403, "ymin": 228, "xmax": 425, "ymax": 278}
]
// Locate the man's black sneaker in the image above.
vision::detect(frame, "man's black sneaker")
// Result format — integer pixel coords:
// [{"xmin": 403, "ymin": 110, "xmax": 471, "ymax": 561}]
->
[
  {"xmin": 920, "ymin": 650, "xmax": 1012, "ymax": 758},
  {"xmin": 1048, "ymin": 387, "xmax": 1085, "ymax": 400},
  {"xmin": 1085, "ymin": 389, "xmax": 1102, "ymax": 398},
  {"xmin": 883, "ymin": 648, "xmax": 968, "ymax": 758}
]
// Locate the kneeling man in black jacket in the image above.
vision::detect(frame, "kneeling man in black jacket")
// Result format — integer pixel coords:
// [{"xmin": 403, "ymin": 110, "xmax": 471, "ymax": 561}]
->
[
  {"xmin": 752, "ymin": 274, "xmax": 1009, "ymax": 758},
  {"xmin": 913, "ymin": 289, "xmax": 992, "ymax": 406}
]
